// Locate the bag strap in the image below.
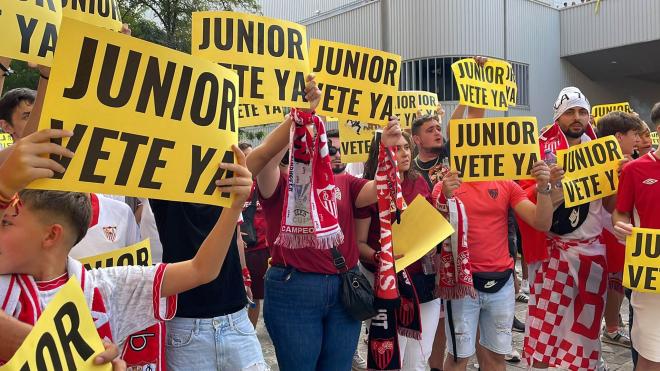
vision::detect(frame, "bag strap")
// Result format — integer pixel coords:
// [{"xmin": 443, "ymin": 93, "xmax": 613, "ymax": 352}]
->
[{"xmin": 330, "ymin": 246, "xmax": 348, "ymax": 274}]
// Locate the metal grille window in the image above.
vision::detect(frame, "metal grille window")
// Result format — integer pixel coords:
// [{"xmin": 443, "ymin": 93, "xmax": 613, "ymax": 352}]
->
[{"xmin": 400, "ymin": 57, "xmax": 530, "ymax": 108}]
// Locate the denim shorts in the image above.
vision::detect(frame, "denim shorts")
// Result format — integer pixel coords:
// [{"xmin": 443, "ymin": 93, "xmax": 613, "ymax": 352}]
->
[
  {"xmin": 166, "ymin": 308, "xmax": 268, "ymax": 370},
  {"xmin": 444, "ymin": 276, "xmax": 515, "ymax": 358}
]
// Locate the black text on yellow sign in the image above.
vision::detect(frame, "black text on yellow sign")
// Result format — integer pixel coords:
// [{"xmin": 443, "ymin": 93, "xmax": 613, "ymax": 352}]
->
[
  {"xmin": 0, "ymin": 0, "xmax": 61, "ymax": 66},
  {"xmin": 1, "ymin": 279, "xmax": 109, "ymax": 370},
  {"xmin": 0, "ymin": 133, "xmax": 14, "ymax": 149},
  {"xmin": 591, "ymin": 102, "xmax": 632, "ymax": 124},
  {"xmin": 192, "ymin": 11, "xmax": 309, "ymax": 108},
  {"xmin": 338, "ymin": 120, "xmax": 376, "ymax": 163},
  {"xmin": 557, "ymin": 136, "xmax": 623, "ymax": 207},
  {"xmin": 394, "ymin": 91, "xmax": 439, "ymax": 128},
  {"xmin": 649, "ymin": 131, "xmax": 658, "ymax": 146},
  {"xmin": 238, "ymin": 104, "xmax": 285, "ymax": 127},
  {"xmin": 29, "ymin": 18, "xmax": 240, "ymax": 208},
  {"xmin": 624, "ymin": 228, "xmax": 660, "ymax": 293},
  {"xmin": 449, "ymin": 117, "xmax": 539, "ymax": 181},
  {"xmin": 451, "ymin": 58, "xmax": 517, "ymax": 111},
  {"xmin": 310, "ymin": 39, "xmax": 401, "ymax": 125},
  {"xmin": 62, "ymin": 0, "xmax": 123, "ymax": 31},
  {"xmin": 79, "ymin": 239, "xmax": 152, "ymax": 270}
]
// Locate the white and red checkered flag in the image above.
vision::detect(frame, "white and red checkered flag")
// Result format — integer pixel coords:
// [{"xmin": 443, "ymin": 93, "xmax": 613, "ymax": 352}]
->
[{"xmin": 524, "ymin": 237, "xmax": 607, "ymax": 371}]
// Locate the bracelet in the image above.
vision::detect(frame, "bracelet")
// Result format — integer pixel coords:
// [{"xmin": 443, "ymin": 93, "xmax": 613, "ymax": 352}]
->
[
  {"xmin": 242, "ymin": 267, "xmax": 252, "ymax": 287},
  {"xmin": 537, "ymin": 183, "xmax": 552, "ymax": 195},
  {"xmin": 0, "ymin": 63, "xmax": 14, "ymax": 77}
]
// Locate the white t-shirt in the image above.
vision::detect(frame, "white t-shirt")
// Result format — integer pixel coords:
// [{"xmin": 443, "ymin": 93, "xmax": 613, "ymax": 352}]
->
[
  {"xmin": 140, "ymin": 199, "xmax": 163, "ymax": 264},
  {"xmin": 35, "ymin": 263, "xmax": 175, "ymax": 351},
  {"xmin": 549, "ymin": 199, "xmax": 604, "ymax": 241},
  {"xmin": 70, "ymin": 194, "xmax": 142, "ymax": 259}
]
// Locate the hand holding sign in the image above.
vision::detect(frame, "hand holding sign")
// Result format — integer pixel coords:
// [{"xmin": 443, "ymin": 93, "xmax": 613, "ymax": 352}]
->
[
  {"xmin": 95, "ymin": 340, "xmax": 127, "ymax": 370},
  {"xmin": 531, "ymin": 161, "xmax": 551, "ymax": 189},
  {"xmin": 381, "ymin": 116, "xmax": 402, "ymax": 147},
  {"xmin": 303, "ymin": 74, "xmax": 322, "ymax": 114},
  {"xmin": 549, "ymin": 164, "xmax": 565, "ymax": 186},
  {"xmin": 0, "ymin": 129, "xmax": 74, "ymax": 197},
  {"xmin": 215, "ymin": 144, "xmax": 253, "ymax": 208},
  {"xmin": 614, "ymin": 221, "xmax": 634, "ymax": 242}
]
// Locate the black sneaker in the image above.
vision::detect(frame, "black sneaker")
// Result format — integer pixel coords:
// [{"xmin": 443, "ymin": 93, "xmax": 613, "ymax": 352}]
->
[{"xmin": 512, "ymin": 316, "xmax": 525, "ymax": 332}]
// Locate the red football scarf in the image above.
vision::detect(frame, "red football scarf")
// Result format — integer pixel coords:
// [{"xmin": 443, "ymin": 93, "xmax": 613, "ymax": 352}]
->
[
  {"xmin": 539, "ymin": 122, "xmax": 597, "ymax": 156},
  {"xmin": 276, "ymin": 109, "xmax": 343, "ymax": 250},
  {"xmin": 368, "ymin": 142, "xmax": 406, "ymax": 371},
  {"xmin": 432, "ymin": 166, "xmax": 474, "ymax": 300}
]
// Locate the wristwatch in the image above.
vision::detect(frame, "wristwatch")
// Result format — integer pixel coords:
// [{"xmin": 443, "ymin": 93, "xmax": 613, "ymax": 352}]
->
[{"xmin": 537, "ymin": 183, "xmax": 552, "ymax": 195}]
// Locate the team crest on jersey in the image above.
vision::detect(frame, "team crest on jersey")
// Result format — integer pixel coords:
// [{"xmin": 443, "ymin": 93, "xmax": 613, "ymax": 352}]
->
[
  {"xmin": 488, "ymin": 189, "xmax": 499, "ymax": 199},
  {"xmin": 102, "ymin": 226, "xmax": 118, "ymax": 242},
  {"xmin": 316, "ymin": 185, "xmax": 338, "ymax": 218}
]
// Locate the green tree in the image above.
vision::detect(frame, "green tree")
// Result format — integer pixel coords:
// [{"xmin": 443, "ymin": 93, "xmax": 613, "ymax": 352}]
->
[
  {"xmin": 117, "ymin": 0, "xmax": 261, "ymax": 52},
  {"xmin": 2, "ymin": 61, "xmax": 39, "ymax": 94}
]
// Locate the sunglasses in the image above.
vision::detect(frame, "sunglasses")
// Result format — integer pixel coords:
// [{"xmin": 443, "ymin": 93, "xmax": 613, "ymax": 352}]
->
[{"xmin": 329, "ymin": 146, "xmax": 339, "ymax": 156}]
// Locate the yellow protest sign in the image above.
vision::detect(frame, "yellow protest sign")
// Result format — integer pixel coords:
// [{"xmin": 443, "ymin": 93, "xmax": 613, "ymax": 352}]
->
[
  {"xmin": 394, "ymin": 91, "xmax": 439, "ymax": 128},
  {"xmin": 449, "ymin": 117, "xmax": 540, "ymax": 181},
  {"xmin": 0, "ymin": 133, "xmax": 14, "ymax": 149},
  {"xmin": 238, "ymin": 104, "xmax": 285, "ymax": 127},
  {"xmin": 393, "ymin": 195, "xmax": 454, "ymax": 272},
  {"xmin": 557, "ymin": 136, "xmax": 623, "ymax": 207},
  {"xmin": 62, "ymin": 0, "xmax": 122, "ymax": 31},
  {"xmin": 28, "ymin": 18, "xmax": 239, "ymax": 208},
  {"xmin": 79, "ymin": 239, "xmax": 152, "ymax": 270},
  {"xmin": 192, "ymin": 11, "xmax": 309, "ymax": 108},
  {"xmin": 1, "ymin": 279, "xmax": 109, "ymax": 371},
  {"xmin": 650, "ymin": 131, "xmax": 659, "ymax": 146},
  {"xmin": 623, "ymin": 227, "xmax": 660, "ymax": 293},
  {"xmin": 592, "ymin": 102, "xmax": 632, "ymax": 124},
  {"xmin": 0, "ymin": 0, "xmax": 61, "ymax": 66},
  {"xmin": 338, "ymin": 120, "xmax": 377, "ymax": 163},
  {"xmin": 451, "ymin": 58, "xmax": 517, "ymax": 111},
  {"xmin": 310, "ymin": 39, "xmax": 401, "ymax": 125}
]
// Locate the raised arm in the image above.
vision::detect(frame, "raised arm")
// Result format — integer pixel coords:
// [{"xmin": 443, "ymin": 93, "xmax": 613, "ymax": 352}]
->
[
  {"xmin": 246, "ymin": 74, "xmax": 321, "ymax": 199},
  {"xmin": 160, "ymin": 145, "xmax": 252, "ymax": 298}
]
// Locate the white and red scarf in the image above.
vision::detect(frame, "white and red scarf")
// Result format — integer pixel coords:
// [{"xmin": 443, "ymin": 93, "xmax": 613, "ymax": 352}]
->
[
  {"xmin": 0, "ymin": 258, "xmax": 113, "ymax": 364},
  {"xmin": 432, "ymin": 165, "xmax": 473, "ymax": 300},
  {"xmin": 539, "ymin": 122, "xmax": 597, "ymax": 159},
  {"xmin": 524, "ymin": 237, "xmax": 607, "ymax": 371},
  {"xmin": 276, "ymin": 109, "xmax": 343, "ymax": 249},
  {"xmin": 368, "ymin": 142, "xmax": 407, "ymax": 371}
]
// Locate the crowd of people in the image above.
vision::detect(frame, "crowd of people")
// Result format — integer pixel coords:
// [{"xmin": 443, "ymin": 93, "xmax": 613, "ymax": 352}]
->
[{"xmin": 0, "ymin": 23, "xmax": 659, "ymax": 371}]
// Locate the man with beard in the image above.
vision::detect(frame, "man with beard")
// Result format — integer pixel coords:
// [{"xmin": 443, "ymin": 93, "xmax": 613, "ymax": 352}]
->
[{"xmin": 522, "ymin": 87, "xmax": 618, "ymax": 371}]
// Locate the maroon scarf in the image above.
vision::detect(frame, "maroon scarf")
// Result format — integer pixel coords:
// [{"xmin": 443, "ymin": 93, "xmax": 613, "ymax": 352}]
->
[{"xmin": 368, "ymin": 142, "xmax": 408, "ymax": 371}]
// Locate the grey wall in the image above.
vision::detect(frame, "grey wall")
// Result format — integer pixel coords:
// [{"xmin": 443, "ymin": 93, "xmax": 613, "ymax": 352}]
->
[{"xmin": 560, "ymin": 0, "xmax": 660, "ymax": 56}]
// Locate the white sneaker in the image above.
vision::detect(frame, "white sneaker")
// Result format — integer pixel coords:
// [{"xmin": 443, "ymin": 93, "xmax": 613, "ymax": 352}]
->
[
  {"xmin": 521, "ymin": 279, "xmax": 530, "ymax": 294},
  {"xmin": 352, "ymin": 351, "xmax": 368, "ymax": 370}
]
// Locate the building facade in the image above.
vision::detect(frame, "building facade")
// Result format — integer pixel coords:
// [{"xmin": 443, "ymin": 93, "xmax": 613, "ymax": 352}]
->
[{"xmin": 249, "ymin": 0, "xmax": 660, "ymax": 132}]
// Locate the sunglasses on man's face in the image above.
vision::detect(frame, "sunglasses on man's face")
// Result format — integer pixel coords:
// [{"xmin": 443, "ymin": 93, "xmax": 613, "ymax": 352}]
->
[{"xmin": 329, "ymin": 146, "xmax": 339, "ymax": 156}]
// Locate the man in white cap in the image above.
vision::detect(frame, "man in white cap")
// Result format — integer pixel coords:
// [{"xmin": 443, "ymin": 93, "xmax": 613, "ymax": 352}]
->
[{"xmin": 522, "ymin": 87, "xmax": 615, "ymax": 371}]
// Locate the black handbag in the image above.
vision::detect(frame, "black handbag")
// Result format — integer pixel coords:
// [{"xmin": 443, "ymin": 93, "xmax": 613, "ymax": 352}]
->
[
  {"xmin": 240, "ymin": 189, "xmax": 259, "ymax": 247},
  {"xmin": 330, "ymin": 247, "xmax": 377, "ymax": 321}
]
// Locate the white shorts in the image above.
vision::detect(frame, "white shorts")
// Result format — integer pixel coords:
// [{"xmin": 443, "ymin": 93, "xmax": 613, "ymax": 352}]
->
[{"xmin": 631, "ymin": 291, "xmax": 660, "ymax": 362}]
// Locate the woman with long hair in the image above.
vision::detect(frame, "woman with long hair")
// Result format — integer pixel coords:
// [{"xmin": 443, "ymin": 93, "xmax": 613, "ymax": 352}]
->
[{"xmin": 356, "ymin": 131, "xmax": 442, "ymax": 370}]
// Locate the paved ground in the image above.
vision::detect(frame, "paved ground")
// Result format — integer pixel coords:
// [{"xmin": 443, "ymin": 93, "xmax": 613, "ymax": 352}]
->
[{"xmin": 256, "ymin": 283, "xmax": 635, "ymax": 370}]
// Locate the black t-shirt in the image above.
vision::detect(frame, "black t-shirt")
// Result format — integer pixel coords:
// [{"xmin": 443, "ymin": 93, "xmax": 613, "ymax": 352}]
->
[
  {"xmin": 412, "ymin": 143, "xmax": 449, "ymax": 189},
  {"xmin": 150, "ymin": 200, "xmax": 246, "ymax": 317}
]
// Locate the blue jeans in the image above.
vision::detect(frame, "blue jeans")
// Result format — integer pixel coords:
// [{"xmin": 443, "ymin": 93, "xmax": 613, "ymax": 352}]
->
[
  {"xmin": 166, "ymin": 308, "xmax": 267, "ymax": 370},
  {"xmin": 264, "ymin": 266, "xmax": 361, "ymax": 371},
  {"xmin": 444, "ymin": 276, "xmax": 515, "ymax": 358}
]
